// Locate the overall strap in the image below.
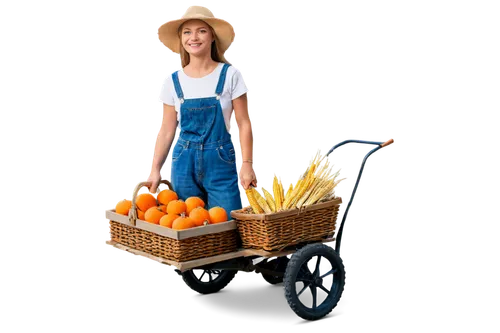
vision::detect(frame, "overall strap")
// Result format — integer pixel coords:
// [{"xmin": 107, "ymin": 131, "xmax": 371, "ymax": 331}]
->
[
  {"xmin": 215, "ymin": 63, "xmax": 231, "ymax": 97},
  {"xmin": 171, "ymin": 71, "xmax": 184, "ymax": 102}
]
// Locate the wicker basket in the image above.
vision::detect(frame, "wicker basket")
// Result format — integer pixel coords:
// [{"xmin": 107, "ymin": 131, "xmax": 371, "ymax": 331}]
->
[
  {"xmin": 106, "ymin": 180, "xmax": 238, "ymax": 262},
  {"xmin": 230, "ymin": 197, "xmax": 342, "ymax": 251}
]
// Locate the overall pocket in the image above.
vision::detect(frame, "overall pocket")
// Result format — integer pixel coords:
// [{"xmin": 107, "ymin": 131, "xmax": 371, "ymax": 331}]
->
[
  {"xmin": 172, "ymin": 143, "xmax": 186, "ymax": 162},
  {"xmin": 216, "ymin": 143, "xmax": 236, "ymax": 164},
  {"xmin": 183, "ymin": 105, "xmax": 217, "ymax": 137}
]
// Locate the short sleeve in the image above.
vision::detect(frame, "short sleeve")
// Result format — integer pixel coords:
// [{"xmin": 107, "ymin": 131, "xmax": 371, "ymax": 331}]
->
[
  {"xmin": 159, "ymin": 76, "xmax": 175, "ymax": 106},
  {"xmin": 230, "ymin": 68, "xmax": 248, "ymax": 100}
]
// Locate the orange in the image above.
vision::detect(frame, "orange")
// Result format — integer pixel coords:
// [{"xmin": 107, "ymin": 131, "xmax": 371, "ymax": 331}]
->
[
  {"xmin": 144, "ymin": 206, "xmax": 166, "ymax": 224},
  {"xmin": 135, "ymin": 193, "xmax": 157, "ymax": 212},
  {"xmin": 115, "ymin": 199, "xmax": 132, "ymax": 215},
  {"xmin": 209, "ymin": 207, "xmax": 228, "ymax": 224},
  {"xmin": 157, "ymin": 189, "xmax": 178, "ymax": 206},
  {"xmin": 159, "ymin": 214, "xmax": 180, "ymax": 228},
  {"xmin": 185, "ymin": 196, "xmax": 205, "ymax": 214},
  {"xmin": 189, "ymin": 207, "xmax": 211, "ymax": 226},
  {"xmin": 137, "ymin": 208, "xmax": 145, "ymax": 220},
  {"xmin": 172, "ymin": 216, "xmax": 196, "ymax": 230},
  {"xmin": 167, "ymin": 200, "xmax": 187, "ymax": 215}
]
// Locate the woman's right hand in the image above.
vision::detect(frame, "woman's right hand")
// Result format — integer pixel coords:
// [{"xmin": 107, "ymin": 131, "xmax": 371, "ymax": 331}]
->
[{"xmin": 147, "ymin": 171, "xmax": 162, "ymax": 194}]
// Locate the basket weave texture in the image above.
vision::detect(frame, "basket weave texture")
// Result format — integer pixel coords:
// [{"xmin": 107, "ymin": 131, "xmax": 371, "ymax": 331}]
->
[
  {"xmin": 231, "ymin": 198, "xmax": 341, "ymax": 251},
  {"xmin": 109, "ymin": 221, "xmax": 238, "ymax": 262}
]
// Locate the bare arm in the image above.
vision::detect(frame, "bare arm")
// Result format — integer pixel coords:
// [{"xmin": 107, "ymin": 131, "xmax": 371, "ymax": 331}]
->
[
  {"xmin": 151, "ymin": 104, "xmax": 177, "ymax": 173},
  {"xmin": 233, "ymin": 93, "xmax": 257, "ymax": 189},
  {"xmin": 233, "ymin": 93, "xmax": 253, "ymax": 161}
]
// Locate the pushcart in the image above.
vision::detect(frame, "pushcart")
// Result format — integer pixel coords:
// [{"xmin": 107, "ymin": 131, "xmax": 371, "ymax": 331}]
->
[{"xmin": 106, "ymin": 139, "xmax": 393, "ymax": 320}]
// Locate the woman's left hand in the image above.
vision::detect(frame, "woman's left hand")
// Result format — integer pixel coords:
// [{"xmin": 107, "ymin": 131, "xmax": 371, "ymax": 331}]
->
[{"xmin": 240, "ymin": 163, "xmax": 257, "ymax": 190}]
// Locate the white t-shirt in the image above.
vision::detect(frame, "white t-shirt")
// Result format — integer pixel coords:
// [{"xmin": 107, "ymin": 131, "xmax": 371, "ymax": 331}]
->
[{"xmin": 159, "ymin": 62, "xmax": 248, "ymax": 132}]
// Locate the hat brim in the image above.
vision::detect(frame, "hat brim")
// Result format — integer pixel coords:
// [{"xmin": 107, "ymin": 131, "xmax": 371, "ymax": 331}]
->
[{"xmin": 158, "ymin": 16, "xmax": 235, "ymax": 54}]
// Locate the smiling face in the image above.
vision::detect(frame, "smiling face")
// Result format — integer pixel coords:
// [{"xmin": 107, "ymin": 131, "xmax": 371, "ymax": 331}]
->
[{"xmin": 180, "ymin": 19, "xmax": 215, "ymax": 57}]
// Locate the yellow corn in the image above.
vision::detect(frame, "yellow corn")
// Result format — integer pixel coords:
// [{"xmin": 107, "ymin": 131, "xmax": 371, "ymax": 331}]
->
[
  {"xmin": 262, "ymin": 188, "xmax": 276, "ymax": 212},
  {"xmin": 294, "ymin": 162, "xmax": 318, "ymax": 205},
  {"xmin": 296, "ymin": 179, "xmax": 319, "ymax": 208},
  {"xmin": 245, "ymin": 188, "xmax": 264, "ymax": 214},
  {"xmin": 254, "ymin": 189, "xmax": 272, "ymax": 214},
  {"xmin": 279, "ymin": 179, "xmax": 285, "ymax": 206},
  {"xmin": 305, "ymin": 182, "xmax": 334, "ymax": 206},
  {"xmin": 281, "ymin": 181, "xmax": 296, "ymax": 201},
  {"xmin": 283, "ymin": 157, "xmax": 319, "ymax": 209},
  {"xmin": 283, "ymin": 179, "xmax": 302, "ymax": 209},
  {"xmin": 273, "ymin": 175, "xmax": 282, "ymax": 211}
]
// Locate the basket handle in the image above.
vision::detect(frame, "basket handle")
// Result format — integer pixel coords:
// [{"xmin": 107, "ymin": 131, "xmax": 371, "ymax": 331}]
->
[{"xmin": 128, "ymin": 180, "xmax": 174, "ymax": 226}]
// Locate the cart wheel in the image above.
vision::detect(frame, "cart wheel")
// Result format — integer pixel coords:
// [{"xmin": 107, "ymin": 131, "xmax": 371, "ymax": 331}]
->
[
  {"xmin": 181, "ymin": 269, "xmax": 237, "ymax": 294},
  {"xmin": 284, "ymin": 243, "xmax": 345, "ymax": 320}
]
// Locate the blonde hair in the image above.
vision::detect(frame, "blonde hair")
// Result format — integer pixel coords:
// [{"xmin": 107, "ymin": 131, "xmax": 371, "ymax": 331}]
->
[{"xmin": 178, "ymin": 21, "xmax": 231, "ymax": 67}]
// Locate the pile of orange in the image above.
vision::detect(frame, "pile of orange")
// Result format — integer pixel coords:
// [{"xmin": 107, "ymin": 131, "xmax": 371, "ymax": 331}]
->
[{"xmin": 114, "ymin": 189, "xmax": 228, "ymax": 230}]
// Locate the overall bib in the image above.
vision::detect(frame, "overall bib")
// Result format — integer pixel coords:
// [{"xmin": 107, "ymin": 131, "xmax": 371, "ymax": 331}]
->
[{"xmin": 170, "ymin": 63, "xmax": 243, "ymax": 215}]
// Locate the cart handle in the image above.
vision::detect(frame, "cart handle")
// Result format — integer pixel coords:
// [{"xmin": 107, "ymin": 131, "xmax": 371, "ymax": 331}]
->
[
  {"xmin": 327, "ymin": 136, "xmax": 396, "ymax": 253},
  {"xmin": 129, "ymin": 180, "xmax": 174, "ymax": 226},
  {"xmin": 380, "ymin": 136, "xmax": 396, "ymax": 150},
  {"xmin": 327, "ymin": 136, "xmax": 396, "ymax": 155}
]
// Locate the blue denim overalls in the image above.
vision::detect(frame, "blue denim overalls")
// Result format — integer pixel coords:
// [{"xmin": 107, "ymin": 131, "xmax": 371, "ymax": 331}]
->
[{"xmin": 170, "ymin": 63, "xmax": 243, "ymax": 215}]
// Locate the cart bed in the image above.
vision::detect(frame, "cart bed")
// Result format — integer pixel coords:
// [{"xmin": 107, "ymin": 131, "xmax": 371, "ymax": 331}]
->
[{"xmin": 106, "ymin": 238, "xmax": 335, "ymax": 271}]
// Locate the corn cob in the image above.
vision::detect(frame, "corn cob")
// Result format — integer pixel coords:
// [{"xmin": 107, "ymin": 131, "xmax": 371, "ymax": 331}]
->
[
  {"xmin": 273, "ymin": 175, "xmax": 282, "ymax": 211},
  {"xmin": 305, "ymin": 182, "xmax": 335, "ymax": 206},
  {"xmin": 262, "ymin": 188, "xmax": 276, "ymax": 212},
  {"xmin": 283, "ymin": 165, "xmax": 315, "ymax": 209},
  {"xmin": 289, "ymin": 162, "xmax": 317, "ymax": 208},
  {"xmin": 308, "ymin": 177, "xmax": 336, "ymax": 204},
  {"xmin": 281, "ymin": 181, "xmax": 293, "ymax": 198},
  {"xmin": 296, "ymin": 177, "xmax": 322, "ymax": 208},
  {"xmin": 253, "ymin": 188, "xmax": 272, "ymax": 214},
  {"xmin": 283, "ymin": 178, "xmax": 301, "ymax": 209},
  {"xmin": 279, "ymin": 178, "xmax": 285, "ymax": 208},
  {"xmin": 245, "ymin": 187, "xmax": 264, "ymax": 214},
  {"xmin": 290, "ymin": 152, "xmax": 328, "ymax": 209},
  {"xmin": 283, "ymin": 156, "xmax": 317, "ymax": 209}
]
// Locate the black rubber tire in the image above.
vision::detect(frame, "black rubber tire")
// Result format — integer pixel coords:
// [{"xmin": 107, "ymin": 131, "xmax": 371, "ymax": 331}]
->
[
  {"xmin": 181, "ymin": 269, "xmax": 237, "ymax": 294},
  {"xmin": 283, "ymin": 243, "xmax": 345, "ymax": 320}
]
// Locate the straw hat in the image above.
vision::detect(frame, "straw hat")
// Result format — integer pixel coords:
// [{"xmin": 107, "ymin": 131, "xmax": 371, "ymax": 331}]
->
[{"xmin": 158, "ymin": 6, "xmax": 235, "ymax": 54}]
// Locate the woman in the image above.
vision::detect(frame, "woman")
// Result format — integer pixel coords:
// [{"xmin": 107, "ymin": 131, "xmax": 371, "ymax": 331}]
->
[{"xmin": 147, "ymin": 6, "xmax": 256, "ymax": 216}]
